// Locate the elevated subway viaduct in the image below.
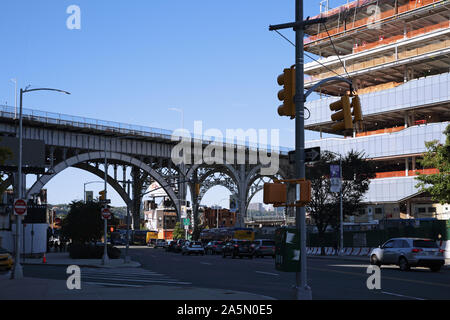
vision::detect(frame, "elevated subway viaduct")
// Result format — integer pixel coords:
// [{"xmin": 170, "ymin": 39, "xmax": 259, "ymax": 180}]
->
[{"xmin": 0, "ymin": 105, "xmax": 294, "ymax": 230}]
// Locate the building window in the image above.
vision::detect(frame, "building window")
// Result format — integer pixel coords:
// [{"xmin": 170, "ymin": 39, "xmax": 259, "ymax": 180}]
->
[
  {"xmin": 428, "ymin": 207, "xmax": 436, "ymax": 213},
  {"xmin": 375, "ymin": 208, "xmax": 383, "ymax": 215},
  {"xmin": 417, "ymin": 208, "xmax": 426, "ymax": 213}
]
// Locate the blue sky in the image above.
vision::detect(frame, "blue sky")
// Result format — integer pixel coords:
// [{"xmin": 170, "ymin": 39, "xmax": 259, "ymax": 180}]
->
[{"xmin": 0, "ymin": 0, "xmax": 347, "ymax": 208}]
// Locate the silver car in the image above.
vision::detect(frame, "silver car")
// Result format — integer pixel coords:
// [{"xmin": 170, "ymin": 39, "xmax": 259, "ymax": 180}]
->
[{"xmin": 370, "ymin": 238, "xmax": 445, "ymax": 272}]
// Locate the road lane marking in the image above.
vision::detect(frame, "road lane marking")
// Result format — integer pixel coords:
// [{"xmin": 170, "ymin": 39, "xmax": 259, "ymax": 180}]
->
[
  {"xmin": 309, "ymin": 266, "xmax": 450, "ymax": 289},
  {"xmin": 82, "ymin": 276, "xmax": 192, "ymax": 285},
  {"xmin": 200, "ymin": 262, "xmax": 213, "ymax": 265},
  {"xmin": 84, "ymin": 282, "xmax": 144, "ymax": 288},
  {"xmin": 380, "ymin": 291, "xmax": 425, "ymax": 300},
  {"xmin": 255, "ymin": 271, "xmax": 279, "ymax": 276}
]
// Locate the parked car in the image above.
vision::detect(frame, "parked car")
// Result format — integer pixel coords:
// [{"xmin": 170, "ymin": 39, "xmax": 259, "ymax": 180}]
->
[
  {"xmin": 154, "ymin": 239, "xmax": 167, "ymax": 249},
  {"xmin": 370, "ymin": 238, "xmax": 445, "ymax": 272},
  {"xmin": 182, "ymin": 241, "xmax": 205, "ymax": 255},
  {"xmin": 222, "ymin": 240, "xmax": 254, "ymax": 259},
  {"xmin": 251, "ymin": 239, "xmax": 276, "ymax": 258},
  {"xmin": 166, "ymin": 240, "xmax": 177, "ymax": 252},
  {"xmin": 204, "ymin": 241, "xmax": 225, "ymax": 255},
  {"xmin": 0, "ymin": 247, "xmax": 13, "ymax": 271},
  {"xmin": 147, "ymin": 239, "xmax": 157, "ymax": 247},
  {"xmin": 111, "ymin": 231, "xmax": 127, "ymax": 245},
  {"xmin": 174, "ymin": 239, "xmax": 186, "ymax": 253}
]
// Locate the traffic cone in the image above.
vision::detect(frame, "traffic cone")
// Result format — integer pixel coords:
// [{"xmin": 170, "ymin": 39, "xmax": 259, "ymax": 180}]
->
[{"xmin": 42, "ymin": 254, "xmax": 47, "ymax": 264}]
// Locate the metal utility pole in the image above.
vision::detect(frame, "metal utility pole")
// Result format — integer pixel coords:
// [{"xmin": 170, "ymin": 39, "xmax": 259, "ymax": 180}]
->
[
  {"xmin": 339, "ymin": 156, "xmax": 344, "ymax": 255},
  {"xmin": 102, "ymin": 138, "xmax": 109, "ymax": 265},
  {"xmin": 125, "ymin": 180, "xmax": 131, "ymax": 263},
  {"xmin": 293, "ymin": 0, "xmax": 310, "ymax": 301},
  {"xmin": 269, "ymin": 0, "xmax": 327, "ymax": 300}
]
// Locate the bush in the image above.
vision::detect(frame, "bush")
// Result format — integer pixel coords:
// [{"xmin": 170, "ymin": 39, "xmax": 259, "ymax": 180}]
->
[{"xmin": 68, "ymin": 243, "xmax": 122, "ymax": 259}]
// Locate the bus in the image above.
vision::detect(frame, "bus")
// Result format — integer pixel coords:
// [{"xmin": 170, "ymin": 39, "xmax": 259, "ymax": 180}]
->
[
  {"xmin": 146, "ymin": 230, "xmax": 159, "ymax": 246},
  {"xmin": 200, "ymin": 227, "xmax": 254, "ymax": 244}
]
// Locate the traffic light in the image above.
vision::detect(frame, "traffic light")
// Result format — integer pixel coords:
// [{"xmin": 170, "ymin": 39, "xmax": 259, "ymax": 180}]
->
[
  {"xmin": 263, "ymin": 183, "xmax": 287, "ymax": 206},
  {"xmin": 99, "ymin": 190, "xmax": 106, "ymax": 201},
  {"xmin": 351, "ymin": 95, "xmax": 363, "ymax": 123},
  {"xmin": 277, "ymin": 66, "xmax": 296, "ymax": 119},
  {"xmin": 330, "ymin": 95, "xmax": 353, "ymax": 131}
]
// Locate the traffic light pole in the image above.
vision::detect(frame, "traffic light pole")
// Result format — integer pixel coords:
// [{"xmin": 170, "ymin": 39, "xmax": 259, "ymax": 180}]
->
[
  {"xmin": 293, "ymin": 0, "xmax": 310, "ymax": 301},
  {"xmin": 270, "ymin": 0, "xmax": 328, "ymax": 301}
]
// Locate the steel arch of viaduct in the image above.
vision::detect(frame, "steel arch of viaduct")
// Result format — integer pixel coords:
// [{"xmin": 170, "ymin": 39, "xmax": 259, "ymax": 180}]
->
[{"xmin": 26, "ymin": 152, "xmax": 180, "ymax": 215}]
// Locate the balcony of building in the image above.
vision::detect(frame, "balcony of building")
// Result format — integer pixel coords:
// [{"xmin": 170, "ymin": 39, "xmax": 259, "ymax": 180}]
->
[
  {"xmin": 305, "ymin": 121, "xmax": 449, "ymax": 160},
  {"xmin": 304, "ymin": 0, "xmax": 449, "ymax": 57}
]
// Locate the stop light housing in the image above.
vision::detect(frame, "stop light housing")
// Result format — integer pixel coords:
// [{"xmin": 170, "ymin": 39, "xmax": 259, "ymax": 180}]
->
[
  {"xmin": 264, "ymin": 183, "xmax": 287, "ymax": 206},
  {"xmin": 99, "ymin": 190, "xmax": 106, "ymax": 201},
  {"xmin": 330, "ymin": 96, "xmax": 353, "ymax": 131},
  {"xmin": 351, "ymin": 95, "xmax": 363, "ymax": 123},
  {"xmin": 277, "ymin": 66, "xmax": 296, "ymax": 119}
]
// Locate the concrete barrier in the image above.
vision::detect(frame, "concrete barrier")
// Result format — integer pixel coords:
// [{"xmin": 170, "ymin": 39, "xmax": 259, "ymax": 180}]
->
[
  {"xmin": 360, "ymin": 248, "xmax": 370, "ymax": 256},
  {"xmin": 343, "ymin": 248, "xmax": 353, "ymax": 255}
]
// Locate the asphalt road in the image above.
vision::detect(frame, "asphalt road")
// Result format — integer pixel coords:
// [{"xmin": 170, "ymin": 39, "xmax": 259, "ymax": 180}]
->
[
  {"xmin": 130, "ymin": 246, "xmax": 450, "ymax": 300},
  {"xmin": 11, "ymin": 246, "xmax": 450, "ymax": 300}
]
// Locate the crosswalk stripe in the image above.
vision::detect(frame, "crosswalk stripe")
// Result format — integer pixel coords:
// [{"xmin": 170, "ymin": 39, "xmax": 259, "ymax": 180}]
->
[{"xmin": 79, "ymin": 267, "xmax": 191, "ymax": 286}]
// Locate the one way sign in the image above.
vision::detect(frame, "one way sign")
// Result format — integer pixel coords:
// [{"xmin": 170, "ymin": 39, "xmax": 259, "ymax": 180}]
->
[
  {"xmin": 305, "ymin": 147, "xmax": 321, "ymax": 162},
  {"xmin": 288, "ymin": 147, "xmax": 321, "ymax": 164}
]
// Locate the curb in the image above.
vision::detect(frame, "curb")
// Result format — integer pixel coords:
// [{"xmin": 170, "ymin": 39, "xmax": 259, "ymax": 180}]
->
[{"xmin": 308, "ymin": 255, "xmax": 450, "ymax": 269}]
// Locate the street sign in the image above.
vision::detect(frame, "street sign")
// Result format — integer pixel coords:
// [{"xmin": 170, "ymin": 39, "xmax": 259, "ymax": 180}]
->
[
  {"xmin": 305, "ymin": 147, "xmax": 321, "ymax": 163},
  {"xmin": 183, "ymin": 218, "xmax": 190, "ymax": 226},
  {"xmin": 289, "ymin": 147, "xmax": 321, "ymax": 164},
  {"xmin": 330, "ymin": 165, "xmax": 342, "ymax": 193},
  {"xmin": 101, "ymin": 208, "xmax": 111, "ymax": 220},
  {"xmin": 100, "ymin": 199, "xmax": 111, "ymax": 205},
  {"xmin": 14, "ymin": 199, "xmax": 27, "ymax": 216}
]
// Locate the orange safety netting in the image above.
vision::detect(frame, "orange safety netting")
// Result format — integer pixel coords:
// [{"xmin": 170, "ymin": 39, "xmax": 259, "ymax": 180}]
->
[{"xmin": 305, "ymin": 0, "xmax": 446, "ymax": 45}]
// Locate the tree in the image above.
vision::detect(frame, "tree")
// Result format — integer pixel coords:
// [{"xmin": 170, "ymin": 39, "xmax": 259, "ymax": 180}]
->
[
  {"xmin": 0, "ymin": 141, "xmax": 12, "ymax": 194},
  {"xmin": 416, "ymin": 124, "xmax": 450, "ymax": 204},
  {"xmin": 61, "ymin": 201, "xmax": 105, "ymax": 244},
  {"xmin": 172, "ymin": 222, "xmax": 185, "ymax": 240},
  {"xmin": 306, "ymin": 150, "xmax": 376, "ymax": 254}
]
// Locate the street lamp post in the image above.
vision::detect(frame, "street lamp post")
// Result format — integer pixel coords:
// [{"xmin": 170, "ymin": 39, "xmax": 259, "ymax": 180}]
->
[
  {"xmin": 83, "ymin": 181, "xmax": 104, "ymax": 202},
  {"xmin": 101, "ymin": 135, "xmax": 135, "ymax": 265},
  {"xmin": 12, "ymin": 87, "xmax": 70, "ymax": 280},
  {"xmin": 10, "ymin": 79, "xmax": 17, "ymax": 119},
  {"xmin": 216, "ymin": 198, "xmax": 230, "ymax": 228},
  {"xmin": 102, "ymin": 138, "xmax": 110, "ymax": 265}
]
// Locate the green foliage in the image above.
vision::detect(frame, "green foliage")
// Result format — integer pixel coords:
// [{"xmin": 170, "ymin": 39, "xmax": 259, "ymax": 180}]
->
[
  {"xmin": 416, "ymin": 124, "xmax": 450, "ymax": 204},
  {"xmin": 61, "ymin": 201, "xmax": 105, "ymax": 244},
  {"xmin": 0, "ymin": 141, "xmax": 12, "ymax": 194},
  {"xmin": 306, "ymin": 150, "xmax": 376, "ymax": 238},
  {"xmin": 173, "ymin": 222, "xmax": 185, "ymax": 240}
]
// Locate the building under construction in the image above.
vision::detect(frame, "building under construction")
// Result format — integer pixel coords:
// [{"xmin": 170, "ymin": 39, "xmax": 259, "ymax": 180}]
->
[{"xmin": 304, "ymin": 0, "xmax": 450, "ymax": 222}]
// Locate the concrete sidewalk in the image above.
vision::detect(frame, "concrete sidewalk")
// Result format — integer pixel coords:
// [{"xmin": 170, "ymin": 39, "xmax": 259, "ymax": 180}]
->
[
  {"xmin": 1, "ymin": 252, "xmax": 275, "ymax": 300},
  {"xmin": 0, "ymin": 276, "xmax": 275, "ymax": 300}
]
